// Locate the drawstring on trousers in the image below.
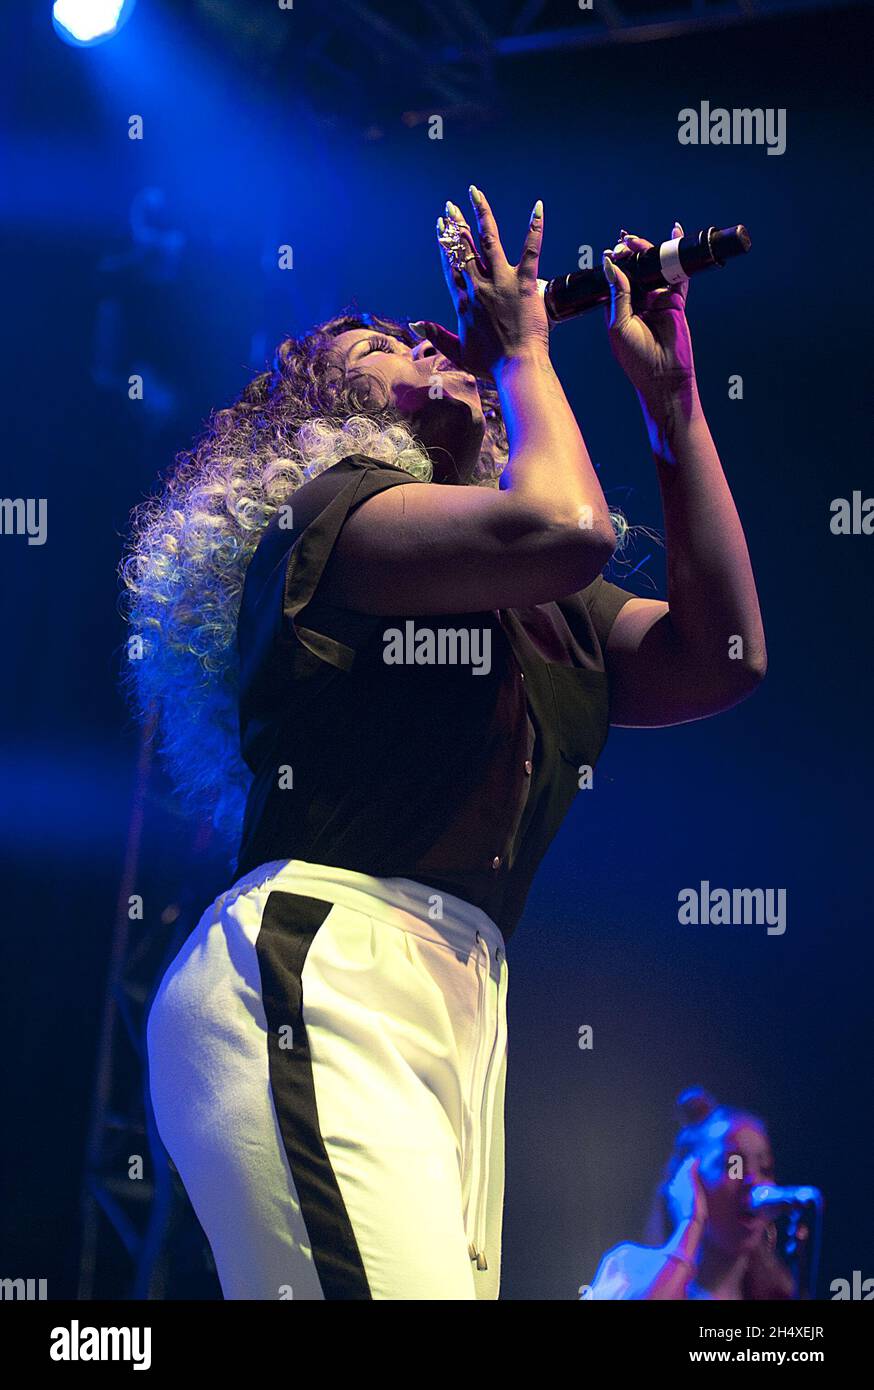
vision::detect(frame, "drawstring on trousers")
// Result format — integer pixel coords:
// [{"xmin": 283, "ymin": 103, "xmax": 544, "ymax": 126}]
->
[{"xmin": 465, "ymin": 929, "xmax": 504, "ymax": 1272}]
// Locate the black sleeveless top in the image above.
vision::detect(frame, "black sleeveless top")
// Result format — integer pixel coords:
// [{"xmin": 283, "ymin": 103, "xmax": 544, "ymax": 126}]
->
[{"xmin": 235, "ymin": 455, "xmax": 633, "ymax": 940}]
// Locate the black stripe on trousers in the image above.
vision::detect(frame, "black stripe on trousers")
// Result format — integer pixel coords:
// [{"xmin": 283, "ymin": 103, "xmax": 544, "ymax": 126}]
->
[{"xmin": 256, "ymin": 890, "xmax": 372, "ymax": 1300}]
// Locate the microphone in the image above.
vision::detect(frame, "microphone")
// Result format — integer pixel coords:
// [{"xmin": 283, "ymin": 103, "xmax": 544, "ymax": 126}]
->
[
  {"xmin": 749, "ymin": 1184, "xmax": 823, "ymax": 1212},
  {"xmin": 538, "ymin": 224, "xmax": 752, "ymax": 322}
]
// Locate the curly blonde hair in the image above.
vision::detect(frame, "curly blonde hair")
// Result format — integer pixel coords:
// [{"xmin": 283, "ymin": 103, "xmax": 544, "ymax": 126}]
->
[{"xmin": 120, "ymin": 312, "xmax": 510, "ymax": 848}]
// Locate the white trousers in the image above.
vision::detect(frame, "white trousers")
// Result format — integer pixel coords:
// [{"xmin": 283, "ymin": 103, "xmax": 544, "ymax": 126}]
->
[{"xmin": 147, "ymin": 859, "xmax": 508, "ymax": 1300}]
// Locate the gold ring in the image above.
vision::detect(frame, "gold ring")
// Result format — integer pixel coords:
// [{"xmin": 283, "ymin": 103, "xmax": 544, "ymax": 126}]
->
[{"xmin": 437, "ymin": 218, "xmax": 475, "ymax": 271}]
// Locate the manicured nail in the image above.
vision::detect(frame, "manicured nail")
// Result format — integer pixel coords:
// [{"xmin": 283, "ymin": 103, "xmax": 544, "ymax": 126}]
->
[
  {"xmin": 531, "ymin": 199, "xmax": 543, "ymax": 221},
  {"xmin": 620, "ymin": 228, "xmax": 629, "ymax": 238},
  {"xmin": 445, "ymin": 200, "xmax": 463, "ymax": 221},
  {"xmin": 602, "ymin": 254, "xmax": 616, "ymax": 280},
  {"xmin": 408, "ymin": 321, "xmax": 427, "ymax": 338},
  {"xmin": 673, "ymin": 220, "xmax": 684, "ymax": 235},
  {"xmin": 469, "ymin": 185, "xmax": 482, "ymax": 206},
  {"xmin": 436, "ymin": 216, "xmax": 445, "ymax": 233}
]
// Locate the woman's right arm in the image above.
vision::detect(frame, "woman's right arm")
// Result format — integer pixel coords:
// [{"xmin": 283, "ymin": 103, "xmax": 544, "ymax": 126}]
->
[
  {"xmin": 587, "ymin": 1157, "xmax": 707, "ymax": 1300},
  {"xmin": 637, "ymin": 1156, "xmax": 707, "ymax": 1299},
  {"xmin": 320, "ymin": 189, "xmax": 616, "ymax": 617},
  {"xmin": 637, "ymin": 1218, "xmax": 705, "ymax": 1299}
]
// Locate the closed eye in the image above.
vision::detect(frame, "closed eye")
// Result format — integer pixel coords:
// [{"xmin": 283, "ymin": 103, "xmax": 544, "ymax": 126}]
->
[{"xmin": 360, "ymin": 335, "xmax": 399, "ymax": 356}]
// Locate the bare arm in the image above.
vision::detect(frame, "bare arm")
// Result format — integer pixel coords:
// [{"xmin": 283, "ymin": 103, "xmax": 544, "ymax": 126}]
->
[
  {"xmin": 320, "ymin": 190, "xmax": 616, "ymax": 618},
  {"xmin": 600, "ymin": 227, "xmax": 766, "ymax": 726},
  {"xmin": 319, "ymin": 472, "xmax": 615, "ymax": 616},
  {"xmin": 639, "ymin": 1156, "xmax": 707, "ymax": 1300},
  {"xmin": 634, "ymin": 1218, "xmax": 704, "ymax": 1300}
]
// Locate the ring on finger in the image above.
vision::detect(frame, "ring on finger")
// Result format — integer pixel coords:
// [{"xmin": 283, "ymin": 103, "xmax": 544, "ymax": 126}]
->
[
  {"xmin": 444, "ymin": 246, "xmax": 475, "ymax": 272},
  {"xmin": 438, "ymin": 218, "xmax": 476, "ymax": 271}
]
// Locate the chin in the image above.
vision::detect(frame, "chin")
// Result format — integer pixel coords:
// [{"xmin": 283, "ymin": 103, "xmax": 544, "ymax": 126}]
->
[{"xmin": 437, "ymin": 376, "xmax": 483, "ymax": 412}]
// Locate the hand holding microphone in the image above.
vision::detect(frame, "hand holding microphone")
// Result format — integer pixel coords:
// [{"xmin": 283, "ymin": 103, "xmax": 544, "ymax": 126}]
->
[
  {"xmin": 538, "ymin": 223, "xmax": 752, "ymax": 321},
  {"xmin": 598, "ymin": 223, "xmax": 700, "ymax": 421}
]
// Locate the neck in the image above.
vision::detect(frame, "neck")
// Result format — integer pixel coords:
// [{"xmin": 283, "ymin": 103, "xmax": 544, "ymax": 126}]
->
[
  {"xmin": 429, "ymin": 450, "xmax": 477, "ymax": 484},
  {"xmin": 412, "ymin": 400, "xmax": 484, "ymax": 484},
  {"xmin": 425, "ymin": 428, "xmax": 482, "ymax": 484}
]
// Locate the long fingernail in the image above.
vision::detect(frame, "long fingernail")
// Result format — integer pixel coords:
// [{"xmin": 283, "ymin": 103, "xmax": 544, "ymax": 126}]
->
[
  {"xmin": 602, "ymin": 253, "xmax": 616, "ymax": 280},
  {"xmin": 673, "ymin": 220, "xmax": 684, "ymax": 235},
  {"xmin": 531, "ymin": 199, "xmax": 543, "ymax": 221},
  {"xmin": 436, "ymin": 216, "xmax": 445, "ymax": 233},
  {"xmin": 408, "ymin": 321, "xmax": 427, "ymax": 338},
  {"xmin": 469, "ymin": 185, "xmax": 482, "ymax": 206},
  {"xmin": 445, "ymin": 200, "xmax": 463, "ymax": 221}
]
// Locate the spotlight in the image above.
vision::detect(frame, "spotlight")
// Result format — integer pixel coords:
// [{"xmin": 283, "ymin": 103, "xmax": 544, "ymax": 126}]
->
[{"xmin": 52, "ymin": 0, "xmax": 136, "ymax": 47}]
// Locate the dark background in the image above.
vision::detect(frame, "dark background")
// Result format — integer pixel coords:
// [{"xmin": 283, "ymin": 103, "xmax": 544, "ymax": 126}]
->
[{"xmin": 1, "ymin": 0, "xmax": 871, "ymax": 1300}]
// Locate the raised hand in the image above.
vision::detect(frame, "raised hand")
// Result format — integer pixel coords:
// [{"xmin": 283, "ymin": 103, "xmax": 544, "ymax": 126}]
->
[
  {"xmin": 602, "ymin": 223, "xmax": 698, "ymax": 416},
  {"xmin": 410, "ymin": 186, "xmax": 550, "ymax": 378},
  {"xmin": 665, "ymin": 1156, "xmax": 709, "ymax": 1231}
]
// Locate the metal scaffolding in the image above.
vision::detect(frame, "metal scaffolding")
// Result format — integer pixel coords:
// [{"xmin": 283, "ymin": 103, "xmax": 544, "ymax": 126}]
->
[
  {"xmin": 77, "ymin": 717, "xmax": 222, "ymax": 1299},
  {"xmin": 190, "ymin": 0, "xmax": 858, "ymax": 128}
]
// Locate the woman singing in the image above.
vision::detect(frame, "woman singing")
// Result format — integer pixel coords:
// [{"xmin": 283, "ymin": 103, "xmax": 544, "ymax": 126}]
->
[
  {"xmin": 584, "ymin": 1089, "xmax": 797, "ymax": 1299},
  {"xmin": 123, "ymin": 187, "xmax": 766, "ymax": 1300}
]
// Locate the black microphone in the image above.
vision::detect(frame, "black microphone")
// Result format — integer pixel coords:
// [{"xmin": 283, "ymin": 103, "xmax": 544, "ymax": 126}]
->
[
  {"xmin": 749, "ymin": 1184, "xmax": 823, "ymax": 1212},
  {"xmin": 538, "ymin": 224, "xmax": 752, "ymax": 322}
]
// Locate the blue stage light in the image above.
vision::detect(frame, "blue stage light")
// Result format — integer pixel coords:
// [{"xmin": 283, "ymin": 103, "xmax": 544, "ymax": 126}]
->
[{"xmin": 52, "ymin": 0, "xmax": 135, "ymax": 47}]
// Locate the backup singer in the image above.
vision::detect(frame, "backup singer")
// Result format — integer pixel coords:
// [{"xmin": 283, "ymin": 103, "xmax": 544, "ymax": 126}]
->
[
  {"xmin": 584, "ymin": 1089, "xmax": 797, "ymax": 1300},
  {"xmin": 123, "ymin": 188, "xmax": 766, "ymax": 1299}
]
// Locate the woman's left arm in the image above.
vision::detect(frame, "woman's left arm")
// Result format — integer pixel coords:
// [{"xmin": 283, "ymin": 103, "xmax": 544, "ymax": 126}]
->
[{"xmin": 599, "ymin": 225, "xmax": 767, "ymax": 728}]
